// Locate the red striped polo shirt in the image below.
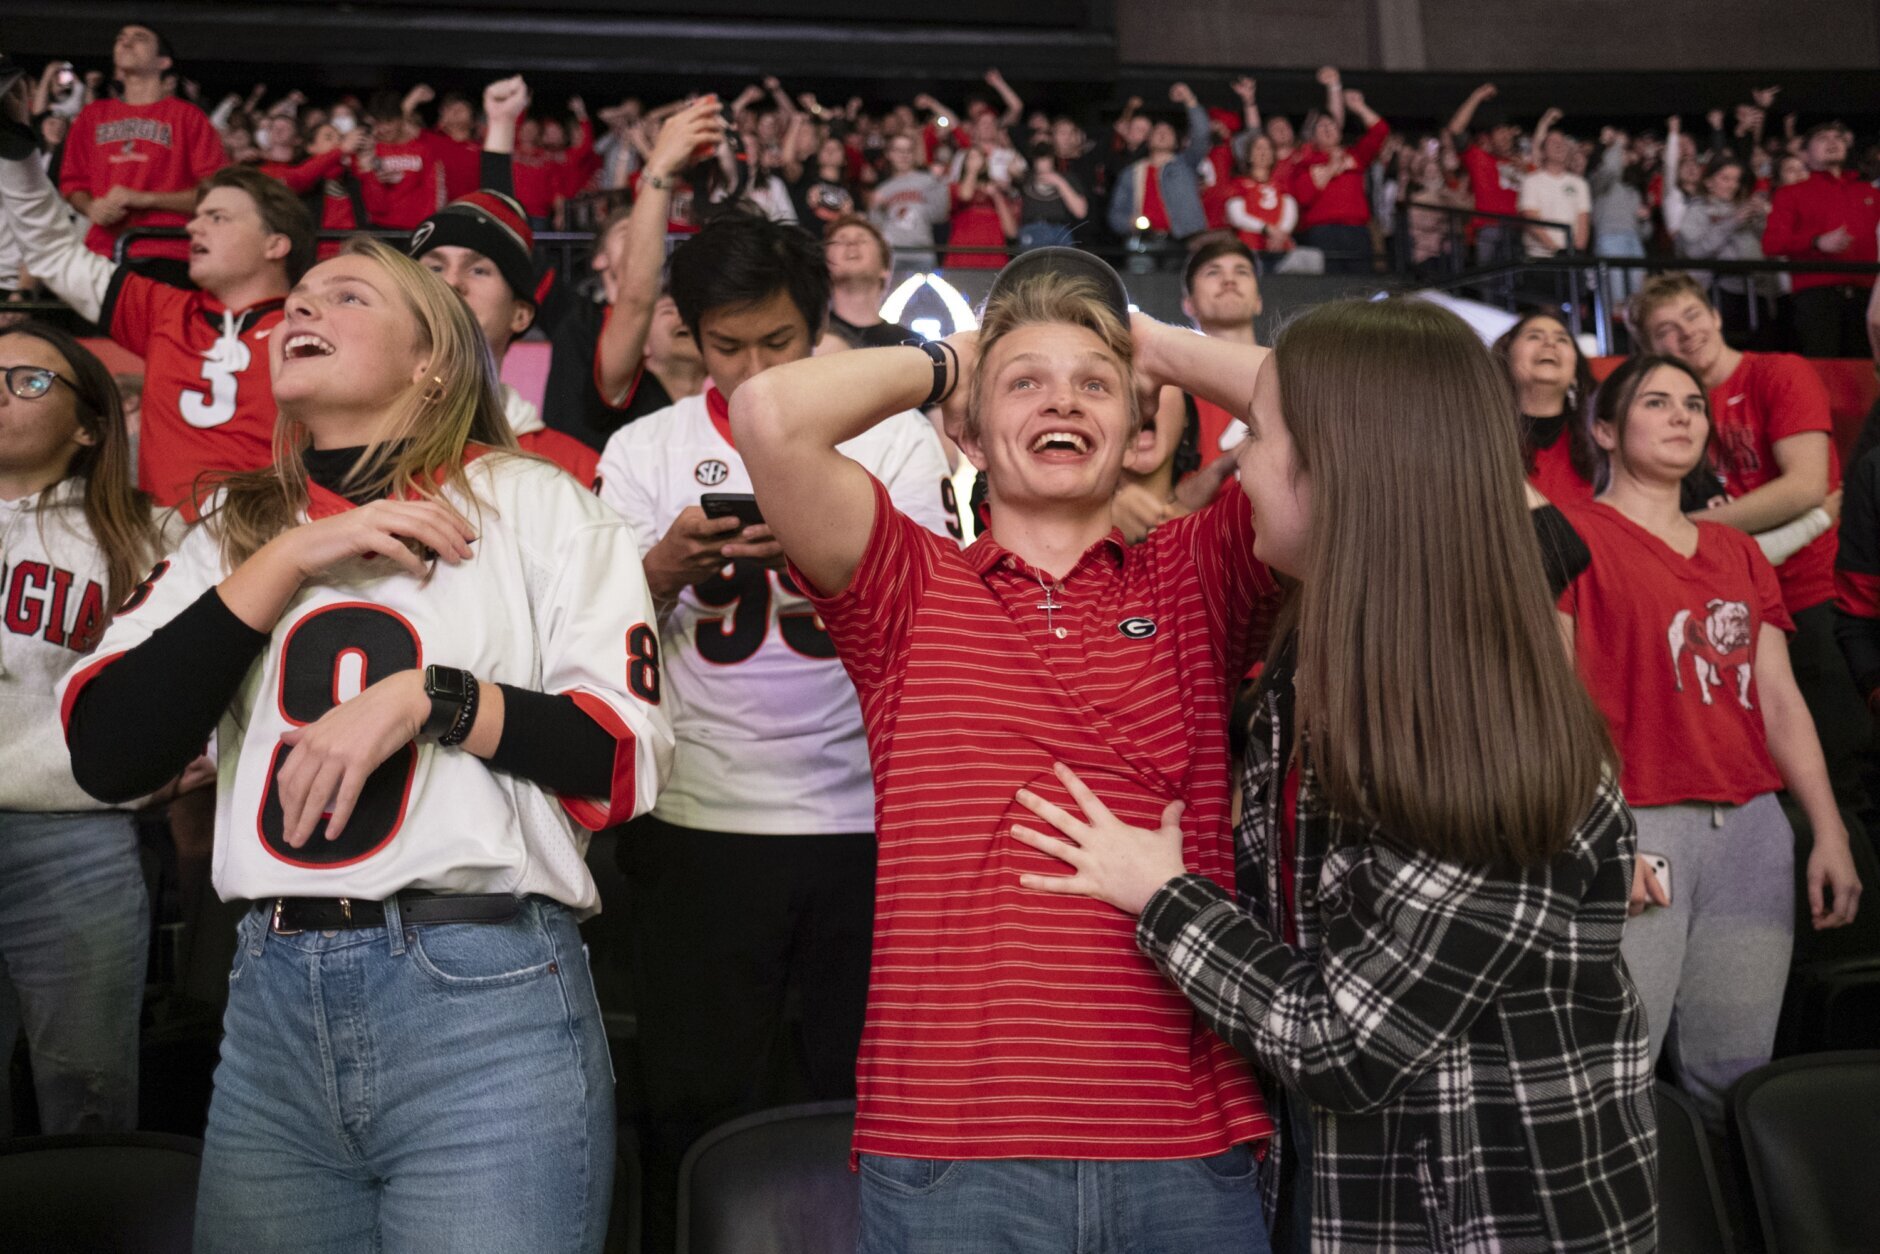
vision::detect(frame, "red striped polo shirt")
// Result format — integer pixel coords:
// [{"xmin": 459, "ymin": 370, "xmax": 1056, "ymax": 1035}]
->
[{"xmin": 797, "ymin": 475, "xmax": 1278, "ymax": 1161}]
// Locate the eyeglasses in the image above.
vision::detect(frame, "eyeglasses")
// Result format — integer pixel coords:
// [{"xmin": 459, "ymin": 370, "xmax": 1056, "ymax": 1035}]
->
[{"xmin": 2, "ymin": 365, "xmax": 78, "ymax": 401}]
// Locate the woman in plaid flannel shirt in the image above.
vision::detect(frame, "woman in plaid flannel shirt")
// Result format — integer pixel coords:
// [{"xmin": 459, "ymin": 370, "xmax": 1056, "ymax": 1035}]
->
[{"xmin": 1013, "ymin": 298, "xmax": 1658, "ymax": 1253}]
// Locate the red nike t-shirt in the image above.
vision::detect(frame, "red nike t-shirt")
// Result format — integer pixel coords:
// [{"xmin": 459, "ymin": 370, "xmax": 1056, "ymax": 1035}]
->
[
  {"xmin": 1559, "ymin": 501, "xmax": 1790, "ymax": 807},
  {"xmin": 1705, "ymin": 352, "xmax": 1840, "ymax": 615}
]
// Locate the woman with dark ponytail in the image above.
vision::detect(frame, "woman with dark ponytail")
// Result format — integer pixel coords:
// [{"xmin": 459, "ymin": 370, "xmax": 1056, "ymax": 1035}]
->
[{"xmin": 0, "ymin": 319, "xmax": 168, "ymax": 1134}]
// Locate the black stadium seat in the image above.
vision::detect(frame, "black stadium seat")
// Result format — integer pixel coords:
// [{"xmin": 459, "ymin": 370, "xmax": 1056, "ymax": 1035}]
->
[
  {"xmin": 675, "ymin": 1101, "xmax": 857, "ymax": 1254},
  {"xmin": 1730, "ymin": 1051, "xmax": 1880, "ymax": 1254},
  {"xmin": 0, "ymin": 1132, "xmax": 203, "ymax": 1254},
  {"xmin": 1653, "ymin": 1081, "xmax": 1734, "ymax": 1254}
]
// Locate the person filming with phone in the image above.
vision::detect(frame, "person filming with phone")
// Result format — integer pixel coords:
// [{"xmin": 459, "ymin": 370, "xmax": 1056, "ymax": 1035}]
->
[{"xmin": 594, "ymin": 209, "xmax": 955, "ymax": 1253}]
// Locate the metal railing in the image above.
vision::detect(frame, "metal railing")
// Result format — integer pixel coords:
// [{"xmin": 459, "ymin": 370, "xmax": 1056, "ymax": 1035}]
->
[{"xmin": 68, "ymin": 218, "xmax": 1880, "ymax": 358}]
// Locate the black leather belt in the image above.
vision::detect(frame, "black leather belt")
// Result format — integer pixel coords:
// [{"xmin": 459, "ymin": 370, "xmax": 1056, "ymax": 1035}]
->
[{"xmin": 269, "ymin": 891, "xmax": 520, "ymax": 935}]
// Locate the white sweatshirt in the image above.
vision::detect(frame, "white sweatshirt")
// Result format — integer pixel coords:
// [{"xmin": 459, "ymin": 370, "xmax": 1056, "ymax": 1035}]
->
[{"xmin": 0, "ymin": 480, "xmax": 172, "ymax": 810}]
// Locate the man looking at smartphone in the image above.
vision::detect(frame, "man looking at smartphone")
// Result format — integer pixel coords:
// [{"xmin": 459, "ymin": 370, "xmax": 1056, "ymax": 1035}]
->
[{"xmin": 595, "ymin": 210, "xmax": 954, "ymax": 1253}]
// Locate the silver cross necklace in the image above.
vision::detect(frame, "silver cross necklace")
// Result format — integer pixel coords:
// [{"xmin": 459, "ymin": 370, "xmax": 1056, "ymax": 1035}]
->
[{"xmin": 1035, "ymin": 573, "xmax": 1067, "ymax": 639}]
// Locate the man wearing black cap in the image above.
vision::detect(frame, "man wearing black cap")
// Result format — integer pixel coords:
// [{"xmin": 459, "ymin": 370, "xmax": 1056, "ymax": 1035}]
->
[
  {"xmin": 60, "ymin": 23, "xmax": 224, "ymax": 265},
  {"xmin": 729, "ymin": 250, "xmax": 1281, "ymax": 1247},
  {"xmin": 410, "ymin": 189, "xmax": 598, "ymax": 485}
]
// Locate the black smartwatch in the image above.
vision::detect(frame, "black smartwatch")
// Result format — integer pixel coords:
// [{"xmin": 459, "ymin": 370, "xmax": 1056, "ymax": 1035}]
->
[{"xmin": 421, "ymin": 666, "xmax": 478, "ymax": 745}]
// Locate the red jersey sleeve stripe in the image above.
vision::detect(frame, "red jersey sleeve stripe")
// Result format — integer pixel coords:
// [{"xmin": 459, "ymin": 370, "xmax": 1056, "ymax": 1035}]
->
[
  {"xmin": 59, "ymin": 651, "xmax": 128, "ymax": 743},
  {"xmin": 556, "ymin": 689, "xmax": 640, "ymax": 830}
]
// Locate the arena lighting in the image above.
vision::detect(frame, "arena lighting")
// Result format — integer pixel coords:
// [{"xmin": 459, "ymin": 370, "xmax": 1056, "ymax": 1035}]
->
[{"xmin": 880, "ymin": 272, "xmax": 979, "ymax": 338}]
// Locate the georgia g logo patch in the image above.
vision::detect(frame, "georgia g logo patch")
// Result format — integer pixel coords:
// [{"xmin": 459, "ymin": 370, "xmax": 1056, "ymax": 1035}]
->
[
  {"xmin": 695, "ymin": 459, "xmax": 730, "ymax": 486},
  {"xmin": 1118, "ymin": 616, "xmax": 1157, "ymax": 640}
]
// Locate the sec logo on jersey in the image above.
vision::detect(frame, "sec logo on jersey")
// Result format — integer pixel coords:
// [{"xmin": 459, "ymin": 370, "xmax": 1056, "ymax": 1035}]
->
[{"xmin": 695, "ymin": 459, "xmax": 730, "ymax": 486}]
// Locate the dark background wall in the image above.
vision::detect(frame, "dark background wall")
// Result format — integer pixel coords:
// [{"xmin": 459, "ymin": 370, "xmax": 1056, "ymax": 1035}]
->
[
  {"xmin": 8, "ymin": 0, "xmax": 1880, "ymax": 128},
  {"xmin": 1117, "ymin": 0, "xmax": 1880, "ymax": 71}
]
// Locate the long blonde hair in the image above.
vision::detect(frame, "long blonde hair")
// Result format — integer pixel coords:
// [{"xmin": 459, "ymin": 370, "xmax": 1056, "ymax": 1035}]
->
[
  {"xmin": 1273, "ymin": 298, "xmax": 1614, "ymax": 866},
  {"xmin": 201, "ymin": 236, "xmax": 515, "ymax": 566}
]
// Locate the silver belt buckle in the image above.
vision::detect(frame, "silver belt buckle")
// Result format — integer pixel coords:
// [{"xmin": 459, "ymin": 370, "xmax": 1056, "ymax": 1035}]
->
[{"xmin": 270, "ymin": 899, "xmax": 303, "ymax": 936}]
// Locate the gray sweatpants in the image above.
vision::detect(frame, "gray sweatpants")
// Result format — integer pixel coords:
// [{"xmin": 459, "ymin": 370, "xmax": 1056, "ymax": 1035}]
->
[{"xmin": 1620, "ymin": 793, "xmax": 1794, "ymax": 1131}]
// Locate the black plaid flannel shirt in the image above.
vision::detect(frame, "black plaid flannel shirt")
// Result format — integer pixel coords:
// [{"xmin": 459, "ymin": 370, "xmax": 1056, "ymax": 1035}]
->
[{"xmin": 1136, "ymin": 670, "xmax": 1658, "ymax": 1253}]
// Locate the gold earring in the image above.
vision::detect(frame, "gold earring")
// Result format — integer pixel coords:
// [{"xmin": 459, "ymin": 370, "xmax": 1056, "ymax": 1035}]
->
[{"xmin": 421, "ymin": 374, "xmax": 445, "ymax": 404}]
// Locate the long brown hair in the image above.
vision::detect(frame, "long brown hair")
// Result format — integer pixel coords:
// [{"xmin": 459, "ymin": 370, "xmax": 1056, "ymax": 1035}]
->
[
  {"xmin": 201, "ymin": 236, "xmax": 515, "ymax": 567},
  {"xmin": 1273, "ymin": 298, "xmax": 1614, "ymax": 866},
  {"xmin": 3, "ymin": 321, "xmax": 162, "ymax": 607}
]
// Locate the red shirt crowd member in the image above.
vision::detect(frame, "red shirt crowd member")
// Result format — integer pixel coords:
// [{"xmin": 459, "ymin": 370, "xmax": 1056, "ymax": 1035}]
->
[
  {"xmin": 409, "ymin": 190, "xmax": 598, "ymax": 487},
  {"xmin": 945, "ymin": 145, "xmax": 1018, "ymax": 269},
  {"xmin": 1634, "ymin": 275, "xmax": 1838, "ymax": 614},
  {"xmin": 1182, "ymin": 238, "xmax": 1262, "ymax": 456},
  {"xmin": 1291, "ymin": 106, "xmax": 1388, "ymax": 231},
  {"xmin": 1560, "ymin": 353, "xmax": 1860, "ymax": 1130},
  {"xmin": 1762, "ymin": 122, "xmax": 1880, "ymax": 357},
  {"xmin": 425, "ymin": 89, "xmax": 484, "ymax": 201},
  {"xmin": 61, "ymin": 24, "xmax": 226, "ymax": 262},
  {"xmin": 354, "ymin": 90, "xmax": 449, "ymax": 230},
  {"xmin": 732, "ymin": 252, "xmax": 1277, "ymax": 1244},
  {"xmin": 1443, "ymin": 83, "xmax": 1523, "ymax": 239},
  {"xmin": 0, "ymin": 149, "xmax": 311, "ymax": 509},
  {"xmin": 1494, "ymin": 310, "xmax": 1597, "ymax": 505},
  {"xmin": 1222, "ymin": 134, "xmax": 1298, "ymax": 254}
]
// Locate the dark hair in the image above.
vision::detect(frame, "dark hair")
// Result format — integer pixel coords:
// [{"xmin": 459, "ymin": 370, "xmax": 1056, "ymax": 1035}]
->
[
  {"xmin": 668, "ymin": 210, "xmax": 830, "ymax": 343},
  {"xmin": 196, "ymin": 165, "xmax": 317, "ymax": 282},
  {"xmin": 0, "ymin": 321, "xmax": 161, "ymax": 610},
  {"xmin": 122, "ymin": 22, "xmax": 176, "ymax": 63},
  {"xmin": 1183, "ymin": 237, "xmax": 1259, "ymax": 294},
  {"xmin": 1590, "ymin": 353, "xmax": 1712, "ymax": 494},
  {"xmin": 1491, "ymin": 309, "xmax": 1599, "ymax": 485},
  {"xmin": 1701, "ymin": 153, "xmax": 1749, "ymax": 201},
  {"xmin": 366, "ymin": 90, "xmax": 404, "ymax": 124}
]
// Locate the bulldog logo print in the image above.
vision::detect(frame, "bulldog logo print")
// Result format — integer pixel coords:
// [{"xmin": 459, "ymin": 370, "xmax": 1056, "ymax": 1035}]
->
[{"xmin": 1669, "ymin": 599, "xmax": 1753, "ymax": 710}]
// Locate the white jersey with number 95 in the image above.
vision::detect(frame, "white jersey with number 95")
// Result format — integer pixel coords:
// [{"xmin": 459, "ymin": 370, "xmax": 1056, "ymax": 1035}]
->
[{"xmin": 598, "ymin": 389, "xmax": 958, "ymax": 835}]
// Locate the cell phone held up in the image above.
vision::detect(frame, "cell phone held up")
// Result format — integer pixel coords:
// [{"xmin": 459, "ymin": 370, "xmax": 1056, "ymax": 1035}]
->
[{"xmin": 700, "ymin": 492, "xmax": 764, "ymax": 530}]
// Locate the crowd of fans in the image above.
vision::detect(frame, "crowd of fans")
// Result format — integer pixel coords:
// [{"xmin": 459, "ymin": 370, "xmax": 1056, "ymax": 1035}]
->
[
  {"xmin": 7, "ymin": 26, "xmax": 1880, "ymax": 355},
  {"xmin": 2, "ymin": 20, "xmax": 1880, "ymax": 1254}
]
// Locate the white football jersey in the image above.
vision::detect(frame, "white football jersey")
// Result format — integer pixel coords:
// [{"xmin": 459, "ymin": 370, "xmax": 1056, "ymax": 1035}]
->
[
  {"xmin": 58, "ymin": 453, "xmax": 674, "ymax": 913},
  {"xmin": 598, "ymin": 388, "xmax": 959, "ymax": 834},
  {"xmin": 1, "ymin": 480, "xmax": 176, "ymax": 811}
]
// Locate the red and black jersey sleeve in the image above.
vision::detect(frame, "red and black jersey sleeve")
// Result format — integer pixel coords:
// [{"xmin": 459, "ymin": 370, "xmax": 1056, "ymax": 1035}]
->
[
  {"xmin": 99, "ymin": 267, "xmax": 185, "ymax": 358},
  {"xmin": 1833, "ymin": 444, "xmax": 1880, "ymax": 698}
]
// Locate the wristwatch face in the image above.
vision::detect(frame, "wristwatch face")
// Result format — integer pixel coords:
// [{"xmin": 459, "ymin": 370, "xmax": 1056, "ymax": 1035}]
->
[{"xmin": 426, "ymin": 666, "xmax": 471, "ymax": 703}]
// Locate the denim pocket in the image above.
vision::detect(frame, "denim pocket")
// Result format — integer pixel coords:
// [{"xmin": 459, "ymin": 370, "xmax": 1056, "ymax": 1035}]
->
[
  {"xmin": 407, "ymin": 917, "xmax": 556, "ymax": 989},
  {"xmin": 857, "ymin": 1154, "xmax": 962, "ymax": 1197},
  {"xmin": 227, "ymin": 910, "xmax": 262, "ymax": 984},
  {"xmin": 1190, "ymin": 1143, "xmax": 1258, "ymax": 1185}
]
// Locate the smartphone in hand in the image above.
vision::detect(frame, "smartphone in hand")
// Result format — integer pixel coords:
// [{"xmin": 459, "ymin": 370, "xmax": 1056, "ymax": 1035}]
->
[{"xmin": 700, "ymin": 492, "xmax": 764, "ymax": 529}]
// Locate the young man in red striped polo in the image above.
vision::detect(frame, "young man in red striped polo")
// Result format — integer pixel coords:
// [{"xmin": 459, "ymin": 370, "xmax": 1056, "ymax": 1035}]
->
[{"xmin": 731, "ymin": 253, "xmax": 1279, "ymax": 1251}]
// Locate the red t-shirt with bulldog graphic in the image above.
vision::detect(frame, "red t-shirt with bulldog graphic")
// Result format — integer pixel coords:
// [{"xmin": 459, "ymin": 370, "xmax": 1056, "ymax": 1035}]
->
[{"xmin": 1559, "ymin": 501, "xmax": 1791, "ymax": 807}]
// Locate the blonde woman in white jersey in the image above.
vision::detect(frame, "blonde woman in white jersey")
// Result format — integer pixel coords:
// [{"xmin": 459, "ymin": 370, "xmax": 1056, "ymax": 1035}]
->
[
  {"xmin": 59, "ymin": 238, "xmax": 673, "ymax": 1254},
  {"xmin": 0, "ymin": 320, "xmax": 169, "ymax": 1136}
]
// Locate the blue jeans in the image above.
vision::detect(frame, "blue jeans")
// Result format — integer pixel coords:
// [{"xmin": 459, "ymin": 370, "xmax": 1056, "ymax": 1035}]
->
[
  {"xmin": 0, "ymin": 809, "xmax": 147, "ymax": 1135},
  {"xmin": 1595, "ymin": 231, "xmax": 1646, "ymax": 317},
  {"xmin": 856, "ymin": 1149, "xmax": 1271, "ymax": 1254},
  {"xmin": 194, "ymin": 896, "xmax": 614, "ymax": 1254}
]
